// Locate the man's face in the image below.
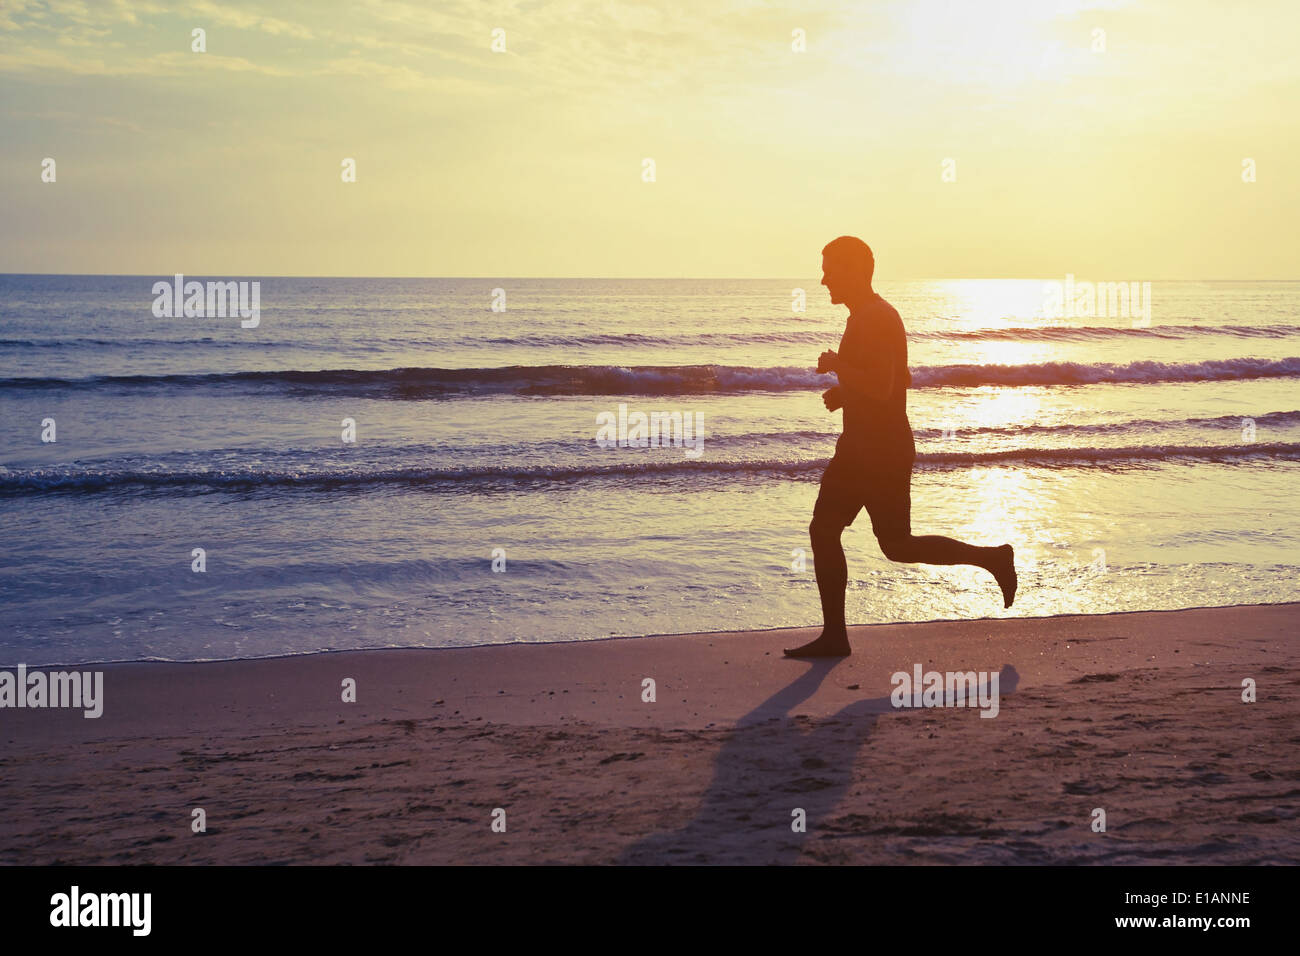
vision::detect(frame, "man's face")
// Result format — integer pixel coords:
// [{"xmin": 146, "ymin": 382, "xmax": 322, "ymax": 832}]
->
[{"xmin": 821, "ymin": 254, "xmax": 862, "ymax": 305}]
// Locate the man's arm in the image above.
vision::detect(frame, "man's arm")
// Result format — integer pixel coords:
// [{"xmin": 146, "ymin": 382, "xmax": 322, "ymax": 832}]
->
[{"xmin": 819, "ymin": 347, "xmax": 894, "ymax": 402}]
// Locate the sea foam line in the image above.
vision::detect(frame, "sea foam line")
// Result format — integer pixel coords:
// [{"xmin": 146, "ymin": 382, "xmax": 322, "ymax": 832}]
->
[
  {"xmin": 3, "ymin": 442, "xmax": 1296, "ymax": 495},
  {"xmin": 3, "ymin": 356, "xmax": 1299, "ymax": 396}
]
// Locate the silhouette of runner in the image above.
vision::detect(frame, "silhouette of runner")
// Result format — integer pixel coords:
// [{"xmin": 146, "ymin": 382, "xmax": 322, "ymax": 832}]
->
[{"xmin": 785, "ymin": 236, "xmax": 1017, "ymax": 658}]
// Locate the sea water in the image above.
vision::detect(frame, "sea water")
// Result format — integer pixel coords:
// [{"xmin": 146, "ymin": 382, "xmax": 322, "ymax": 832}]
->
[{"xmin": 0, "ymin": 275, "xmax": 1296, "ymax": 663}]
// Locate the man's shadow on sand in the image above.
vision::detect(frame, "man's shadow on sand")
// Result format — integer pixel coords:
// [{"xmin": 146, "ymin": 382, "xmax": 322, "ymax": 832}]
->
[{"xmin": 618, "ymin": 659, "xmax": 1018, "ymax": 864}]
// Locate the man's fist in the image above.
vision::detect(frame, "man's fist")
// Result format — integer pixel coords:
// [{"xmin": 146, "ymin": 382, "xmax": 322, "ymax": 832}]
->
[
  {"xmin": 822, "ymin": 385, "xmax": 844, "ymax": 412},
  {"xmin": 817, "ymin": 349, "xmax": 839, "ymax": 374}
]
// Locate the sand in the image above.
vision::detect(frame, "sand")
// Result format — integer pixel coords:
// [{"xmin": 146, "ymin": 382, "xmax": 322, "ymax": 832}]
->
[{"xmin": 0, "ymin": 602, "xmax": 1296, "ymax": 865}]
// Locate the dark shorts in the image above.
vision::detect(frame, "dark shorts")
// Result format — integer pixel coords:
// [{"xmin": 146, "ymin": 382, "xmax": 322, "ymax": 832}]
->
[{"xmin": 814, "ymin": 451, "xmax": 913, "ymax": 539}]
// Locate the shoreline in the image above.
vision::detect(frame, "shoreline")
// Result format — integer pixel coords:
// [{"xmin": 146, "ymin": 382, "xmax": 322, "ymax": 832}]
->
[
  {"xmin": 1, "ymin": 602, "xmax": 1296, "ymax": 864},
  {"xmin": 8, "ymin": 598, "xmax": 1296, "ymax": 670}
]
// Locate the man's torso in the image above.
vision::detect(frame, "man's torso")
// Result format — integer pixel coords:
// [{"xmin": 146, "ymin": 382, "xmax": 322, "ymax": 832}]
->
[{"xmin": 835, "ymin": 294, "xmax": 914, "ymax": 465}]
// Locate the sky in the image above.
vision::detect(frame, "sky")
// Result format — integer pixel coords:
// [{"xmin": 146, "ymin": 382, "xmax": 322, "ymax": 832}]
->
[{"xmin": 1, "ymin": 0, "xmax": 1297, "ymax": 278}]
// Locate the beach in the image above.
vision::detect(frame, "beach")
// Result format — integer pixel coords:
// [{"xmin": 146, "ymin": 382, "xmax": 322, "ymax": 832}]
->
[{"xmin": 1, "ymin": 602, "xmax": 1295, "ymax": 865}]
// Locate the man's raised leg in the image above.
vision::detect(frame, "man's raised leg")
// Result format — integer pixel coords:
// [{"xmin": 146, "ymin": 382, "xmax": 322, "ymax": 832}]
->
[{"xmin": 878, "ymin": 534, "xmax": 1017, "ymax": 608}]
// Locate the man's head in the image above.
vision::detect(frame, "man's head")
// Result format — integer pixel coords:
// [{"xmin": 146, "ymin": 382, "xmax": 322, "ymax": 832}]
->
[{"xmin": 821, "ymin": 236, "xmax": 874, "ymax": 306}]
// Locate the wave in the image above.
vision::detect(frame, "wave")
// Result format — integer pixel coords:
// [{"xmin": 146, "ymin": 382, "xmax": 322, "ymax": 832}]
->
[
  {"xmin": 917, "ymin": 323, "xmax": 1300, "ymax": 342},
  {"xmin": 914, "ymin": 408, "xmax": 1300, "ymax": 438},
  {"xmin": 914, "ymin": 356, "xmax": 1300, "ymax": 388},
  {"xmin": 13, "ymin": 409, "xmax": 1292, "ymax": 484},
  {"xmin": 4, "ymin": 442, "xmax": 1296, "ymax": 495},
  {"xmin": 0, "ymin": 336, "xmax": 310, "ymax": 349},
  {"xmin": 4, "ymin": 356, "xmax": 1299, "ymax": 396},
  {"xmin": 9, "ymin": 322, "xmax": 1292, "ymax": 353},
  {"xmin": 469, "ymin": 323, "xmax": 1300, "ymax": 348}
]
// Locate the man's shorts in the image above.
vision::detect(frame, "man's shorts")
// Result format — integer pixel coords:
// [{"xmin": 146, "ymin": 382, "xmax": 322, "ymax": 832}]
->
[{"xmin": 813, "ymin": 451, "xmax": 914, "ymax": 539}]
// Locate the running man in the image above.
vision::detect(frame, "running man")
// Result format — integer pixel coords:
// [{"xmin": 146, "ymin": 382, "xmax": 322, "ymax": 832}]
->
[{"xmin": 785, "ymin": 236, "xmax": 1017, "ymax": 658}]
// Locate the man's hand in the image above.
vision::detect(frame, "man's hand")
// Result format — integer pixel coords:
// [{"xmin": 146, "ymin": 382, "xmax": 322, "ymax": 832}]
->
[
  {"xmin": 822, "ymin": 385, "xmax": 843, "ymax": 412},
  {"xmin": 817, "ymin": 349, "xmax": 840, "ymax": 374}
]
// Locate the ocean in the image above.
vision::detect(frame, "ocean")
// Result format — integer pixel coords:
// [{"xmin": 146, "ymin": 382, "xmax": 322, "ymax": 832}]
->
[{"xmin": 1, "ymin": 275, "xmax": 1296, "ymax": 664}]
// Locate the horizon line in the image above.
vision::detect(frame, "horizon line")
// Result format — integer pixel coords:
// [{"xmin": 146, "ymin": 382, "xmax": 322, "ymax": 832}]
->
[{"xmin": 2, "ymin": 272, "xmax": 1298, "ymax": 282}]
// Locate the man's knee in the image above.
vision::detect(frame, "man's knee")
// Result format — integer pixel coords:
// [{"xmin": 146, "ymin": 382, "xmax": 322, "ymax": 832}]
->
[
  {"xmin": 809, "ymin": 515, "xmax": 843, "ymax": 544},
  {"xmin": 877, "ymin": 533, "xmax": 912, "ymax": 561}
]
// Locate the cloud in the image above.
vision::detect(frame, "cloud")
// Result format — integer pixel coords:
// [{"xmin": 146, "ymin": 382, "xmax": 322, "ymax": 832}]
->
[
  {"xmin": 0, "ymin": 45, "xmax": 297, "ymax": 77},
  {"xmin": 187, "ymin": 1, "xmax": 315, "ymax": 40}
]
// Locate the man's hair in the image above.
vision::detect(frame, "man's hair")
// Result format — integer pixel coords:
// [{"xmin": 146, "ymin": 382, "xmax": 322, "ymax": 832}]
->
[{"xmin": 822, "ymin": 235, "xmax": 874, "ymax": 282}]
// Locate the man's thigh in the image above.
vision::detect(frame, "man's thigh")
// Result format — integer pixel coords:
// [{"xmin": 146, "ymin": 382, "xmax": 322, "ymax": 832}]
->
[
  {"xmin": 813, "ymin": 455, "xmax": 868, "ymax": 529},
  {"xmin": 864, "ymin": 457, "xmax": 914, "ymax": 541}
]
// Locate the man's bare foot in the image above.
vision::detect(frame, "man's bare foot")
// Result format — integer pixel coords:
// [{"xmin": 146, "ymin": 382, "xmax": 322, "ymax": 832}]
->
[
  {"xmin": 992, "ymin": 543, "xmax": 1017, "ymax": 608},
  {"xmin": 784, "ymin": 629, "xmax": 851, "ymax": 658}
]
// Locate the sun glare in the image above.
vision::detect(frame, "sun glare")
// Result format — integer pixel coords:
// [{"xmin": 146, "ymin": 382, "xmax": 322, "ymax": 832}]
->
[{"xmin": 893, "ymin": 0, "xmax": 1075, "ymax": 88}]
